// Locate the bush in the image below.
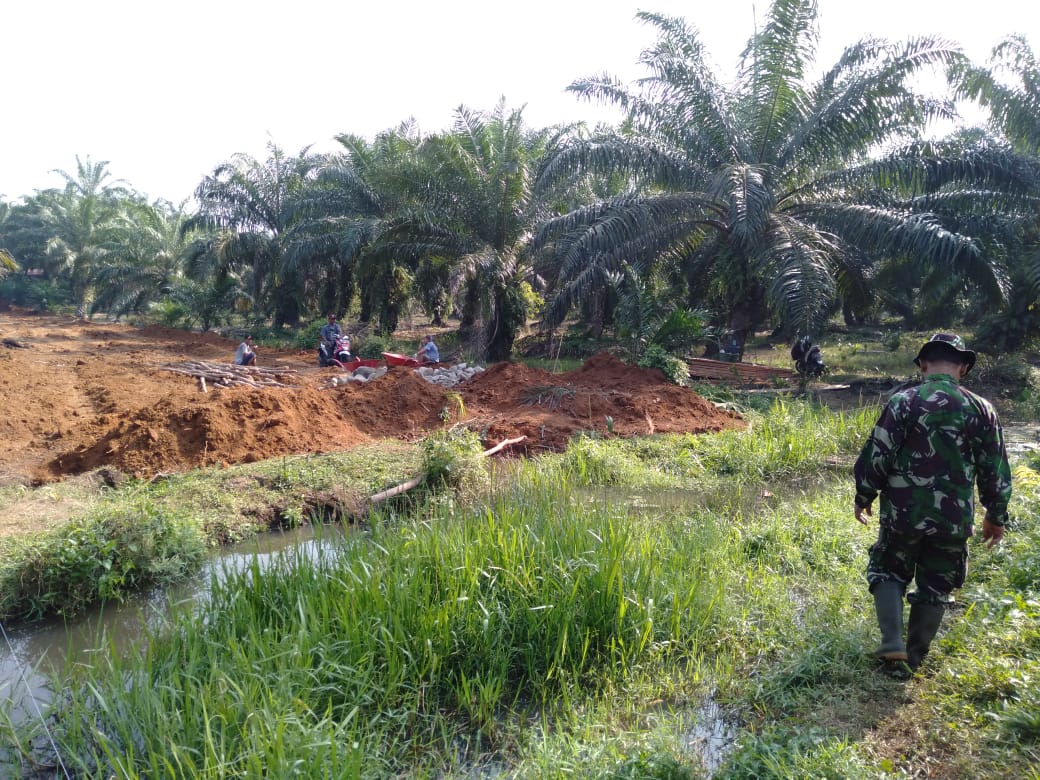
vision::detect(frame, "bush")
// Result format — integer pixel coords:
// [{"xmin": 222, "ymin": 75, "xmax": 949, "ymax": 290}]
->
[
  {"xmin": 0, "ymin": 504, "xmax": 206, "ymax": 622},
  {"xmin": 0, "ymin": 275, "xmax": 71, "ymax": 309},
  {"xmin": 420, "ymin": 428, "xmax": 488, "ymax": 497},
  {"xmin": 638, "ymin": 344, "xmax": 690, "ymax": 385},
  {"xmin": 357, "ymin": 334, "xmax": 387, "ymax": 359}
]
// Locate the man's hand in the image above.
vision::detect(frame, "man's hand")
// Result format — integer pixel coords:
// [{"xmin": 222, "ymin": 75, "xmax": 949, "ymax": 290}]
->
[
  {"xmin": 981, "ymin": 516, "xmax": 1005, "ymax": 548},
  {"xmin": 855, "ymin": 503, "xmax": 873, "ymax": 525}
]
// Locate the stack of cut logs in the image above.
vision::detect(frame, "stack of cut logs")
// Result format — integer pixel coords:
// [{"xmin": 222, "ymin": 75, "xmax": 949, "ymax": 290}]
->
[{"xmin": 161, "ymin": 361, "xmax": 299, "ymax": 391}]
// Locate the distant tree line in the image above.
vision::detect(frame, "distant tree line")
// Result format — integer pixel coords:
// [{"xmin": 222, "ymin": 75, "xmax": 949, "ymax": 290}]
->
[{"xmin": 2, "ymin": 0, "xmax": 1039, "ymax": 360}]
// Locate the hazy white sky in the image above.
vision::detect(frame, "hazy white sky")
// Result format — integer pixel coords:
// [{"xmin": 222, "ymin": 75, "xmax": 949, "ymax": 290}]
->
[{"xmin": 4, "ymin": 0, "xmax": 1035, "ymax": 204}]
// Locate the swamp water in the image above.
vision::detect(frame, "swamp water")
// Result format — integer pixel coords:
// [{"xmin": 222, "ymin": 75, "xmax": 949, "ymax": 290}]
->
[
  {"xmin": 2, "ymin": 490, "xmax": 741, "ymax": 775},
  {"xmin": 0, "ymin": 525, "xmax": 345, "ymax": 733}
]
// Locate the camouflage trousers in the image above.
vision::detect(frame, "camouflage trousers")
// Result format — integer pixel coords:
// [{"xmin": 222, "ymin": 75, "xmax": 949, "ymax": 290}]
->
[{"xmin": 866, "ymin": 524, "xmax": 969, "ymax": 604}]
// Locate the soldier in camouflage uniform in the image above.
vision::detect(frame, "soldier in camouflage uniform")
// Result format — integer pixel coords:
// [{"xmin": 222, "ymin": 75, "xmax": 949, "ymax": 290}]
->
[{"xmin": 854, "ymin": 333, "xmax": 1011, "ymax": 674}]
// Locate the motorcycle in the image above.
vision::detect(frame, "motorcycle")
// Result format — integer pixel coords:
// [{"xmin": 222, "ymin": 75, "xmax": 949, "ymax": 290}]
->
[
  {"xmin": 791, "ymin": 335, "xmax": 826, "ymax": 378},
  {"xmin": 318, "ymin": 334, "xmax": 353, "ymax": 368}
]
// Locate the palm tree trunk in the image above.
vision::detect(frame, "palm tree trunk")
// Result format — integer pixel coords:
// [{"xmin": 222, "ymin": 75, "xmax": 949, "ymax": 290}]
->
[{"xmin": 459, "ymin": 278, "xmax": 480, "ymax": 340}]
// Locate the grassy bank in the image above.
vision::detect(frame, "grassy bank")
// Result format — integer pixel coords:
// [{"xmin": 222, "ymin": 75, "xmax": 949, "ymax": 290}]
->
[
  {"xmin": 0, "ymin": 442, "xmax": 420, "ymax": 621},
  {"xmin": 3, "ymin": 398, "xmax": 1038, "ymax": 777}
]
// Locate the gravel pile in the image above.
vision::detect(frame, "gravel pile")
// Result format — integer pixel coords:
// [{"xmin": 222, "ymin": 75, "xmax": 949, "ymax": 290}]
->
[
  {"xmin": 415, "ymin": 362, "xmax": 485, "ymax": 388},
  {"xmin": 325, "ymin": 363, "xmax": 485, "ymax": 389}
]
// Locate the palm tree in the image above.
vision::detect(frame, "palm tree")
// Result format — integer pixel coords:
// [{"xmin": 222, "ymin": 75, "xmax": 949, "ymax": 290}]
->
[
  {"xmin": 90, "ymin": 199, "xmax": 194, "ymax": 319},
  {"xmin": 287, "ymin": 124, "xmax": 425, "ymax": 328},
  {"xmin": 951, "ymin": 37, "xmax": 1040, "ymax": 350},
  {"xmin": 37, "ymin": 156, "xmax": 129, "ymax": 314},
  {"xmin": 536, "ymin": 0, "xmax": 1023, "ymax": 357},
  {"xmin": 373, "ymin": 101, "xmax": 573, "ymax": 359},
  {"xmin": 186, "ymin": 141, "xmax": 322, "ymax": 327},
  {"xmin": 0, "ymin": 200, "xmax": 16, "ymax": 280}
]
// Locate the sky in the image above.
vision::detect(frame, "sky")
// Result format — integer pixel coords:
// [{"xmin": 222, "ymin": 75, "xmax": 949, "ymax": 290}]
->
[{"xmin": 4, "ymin": 0, "xmax": 1037, "ymax": 205}]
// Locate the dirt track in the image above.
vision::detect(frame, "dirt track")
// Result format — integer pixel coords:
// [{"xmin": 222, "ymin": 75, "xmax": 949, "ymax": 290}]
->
[{"xmin": 0, "ymin": 308, "xmax": 743, "ymax": 487}]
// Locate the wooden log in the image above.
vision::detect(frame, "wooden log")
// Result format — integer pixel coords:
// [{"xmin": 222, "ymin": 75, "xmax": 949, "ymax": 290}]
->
[
  {"xmin": 368, "ymin": 475, "xmax": 424, "ymax": 505},
  {"xmin": 686, "ymin": 357, "xmax": 797, "ymax": 383},
  {"xmin": 366, "ymin": 436, "xmax": 526, "ymax": 506}
]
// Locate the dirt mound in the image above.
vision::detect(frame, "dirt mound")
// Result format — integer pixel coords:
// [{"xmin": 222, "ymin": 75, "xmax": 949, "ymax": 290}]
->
[
  {"xmin": 460, "ymin": 352, "xmax": 743, "ymax": 454},
  {"xmin": 332, "ymin": 368, "xmax": 450, "ymax": 438},
  {"xmin": 0, "ymin": 312, "xmax": 742, "ymax": 485},
  {"xmin": 49, "ymin": 385, "xmax": 372, "ymax": 478}
]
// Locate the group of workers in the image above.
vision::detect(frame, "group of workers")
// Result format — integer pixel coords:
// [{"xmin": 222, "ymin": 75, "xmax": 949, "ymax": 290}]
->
[{"xmin": 235, "ymin": 315, "xmax": 440, "ymax": 367}]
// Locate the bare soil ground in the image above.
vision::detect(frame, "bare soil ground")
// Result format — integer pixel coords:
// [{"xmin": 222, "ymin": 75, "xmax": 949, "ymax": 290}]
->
[{"xmin": 0, "ymin": 308, "xmax": 743, "ymax": 489}]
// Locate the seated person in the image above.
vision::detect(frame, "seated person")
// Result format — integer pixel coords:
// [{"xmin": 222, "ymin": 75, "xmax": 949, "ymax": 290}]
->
[
  {"xmin": 414, "ymin": 334, "xmax": 439, "ymax": 364},
  {"xmin": 234, "ymin": 335, "xmax": 257, "ymax": 366}
]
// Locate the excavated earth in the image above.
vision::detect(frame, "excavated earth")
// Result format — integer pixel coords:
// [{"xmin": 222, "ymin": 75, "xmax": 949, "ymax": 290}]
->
[{"xmin": 0, "ymin": 307, "xmax": 743, "ymax": 487}]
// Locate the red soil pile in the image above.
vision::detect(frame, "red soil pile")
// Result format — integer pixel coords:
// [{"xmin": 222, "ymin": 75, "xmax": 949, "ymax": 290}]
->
[
  {"xmin": 52, "ymin": 385, "xmax": 373, "ymax": 477},
  {"xmin": 331, "ymin": 368, "xmax": 450, "ymax": 438},
  {"xmin": 460, "ymin": 352, "xmax": 743, "ymax": 454},
  {"xmin": 0, "ymin": 311, "xmax": 742, "ymax": 484}
]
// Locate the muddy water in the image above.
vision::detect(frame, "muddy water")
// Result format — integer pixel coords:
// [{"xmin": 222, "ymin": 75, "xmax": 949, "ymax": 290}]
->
[{"xmin": 0, "ymin": 524, "xmax": 346, "ymax": 730}]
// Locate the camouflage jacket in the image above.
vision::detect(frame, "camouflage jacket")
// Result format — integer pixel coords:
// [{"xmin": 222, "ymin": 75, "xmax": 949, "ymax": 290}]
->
[{"xmin": 854, "ymin": 374, "xmax": 1012, "ymax": 536}]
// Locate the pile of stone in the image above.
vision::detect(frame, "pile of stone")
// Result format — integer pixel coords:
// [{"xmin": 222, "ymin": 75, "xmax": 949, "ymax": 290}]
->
[
  {"xmin": 326, "ymin": 365, "xmax": 388, "ymax": 387},
  {"xmin": 324, "ymin": 362, "xmax": 484, "ymax": 390},
  {"xmin": 416, "ymin": 362, "xmax": 485, "ymax": 388}
]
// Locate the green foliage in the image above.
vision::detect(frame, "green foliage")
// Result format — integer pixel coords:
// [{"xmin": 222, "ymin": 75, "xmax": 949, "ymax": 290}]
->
[
  {"xmin": 973, "ymin": 296, "xmax": 1040, "ymax": 354},
  {"xmin": 638, "ymin": 344, "xmax": 690, "ymax": 385},
  {"xmin": 356, "ymin": 333, "xmax": 387, "ymax": 359},
  {"xmin": 0, "ymin": 502, "xmax": 205, "ymax": 620},
  {"xmin": 691, "ymin": 400, "xmax": 875, "ymax": 481},
  {"xmin": 517, "ymin": 279, "xmax": 544, "ymax": 321},
  {"xmin": 537, "ymin": 1, "xmax": 1025, "ymax": 347},
  {"xmin": 551, "ymin": 436, "xmax": 668, "ymax": 487},
  {"xmin": 420, "ymin": 427, "xmax": 488, "ymax": 495},
  {"xmin": 719, "ymin": 729, "xmax": 875, "ymax": 780},
  {"xmin": 0, "ymin": 274, "xmax": 72, "ymax": 309},
  {"xmin": 0, "ymin": 248, "xmax": 17, "ymax": 280}
]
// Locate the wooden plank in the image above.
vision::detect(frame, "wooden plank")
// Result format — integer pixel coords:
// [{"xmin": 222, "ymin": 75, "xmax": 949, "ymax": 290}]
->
[{"xmin": 687, "ymin": 357, "xmax": 797, "ymax": 383}]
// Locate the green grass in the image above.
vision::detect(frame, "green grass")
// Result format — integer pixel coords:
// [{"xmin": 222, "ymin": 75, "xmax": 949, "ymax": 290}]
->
[
  {"xmin": 4, "ymin": 397, "xmax": 1040, "ymax": 778},
  {"xmin": 0, "ymin": 442, "xmax": 421, "ymax": 622}
]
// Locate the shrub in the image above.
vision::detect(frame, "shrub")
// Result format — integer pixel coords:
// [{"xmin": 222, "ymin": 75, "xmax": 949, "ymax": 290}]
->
[
  {"xmin": 420, "ymin": 428, "xmax": 488, "ymax": 497},
  {"xmin": 0, "ymin": 504, "xmax": 205, "ymax": 621},
  {"xmin": 638, "ymin": 344, "xmax": 690, "ymax": 385},
  {"xmin": 357, "ymin": 335, "xmax": 387, "ymax": 359}
]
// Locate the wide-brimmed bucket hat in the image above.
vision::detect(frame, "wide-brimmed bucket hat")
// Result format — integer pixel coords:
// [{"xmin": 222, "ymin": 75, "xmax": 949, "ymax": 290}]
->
[{"xmin": 913, "ymin": 333, "xmax": 977, "ymax": 373}]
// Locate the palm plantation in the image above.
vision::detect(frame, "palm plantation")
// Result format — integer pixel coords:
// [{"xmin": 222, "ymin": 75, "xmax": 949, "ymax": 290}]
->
[
  {"xmin": 365, "ymin": 101, "xmax": 573, "ymax": 359},
  {"xmin": 952, "ymin": 36, "xmax": 1040, "ymax": 350},
  {"xmin": 186, "ymin": 142, "xmax": 324, "ymax": 327},
  {"xmin": 535, "ymin": 0, "xmax": 1029, "ymax": 357},
  {"xmin": 0, "ymin": 0, "xmax": 1038, "ymax": 356}
]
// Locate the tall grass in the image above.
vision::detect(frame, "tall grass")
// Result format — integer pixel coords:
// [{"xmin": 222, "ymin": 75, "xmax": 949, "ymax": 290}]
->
[
  {"xmin": 6, "ymin": 398, "xmax": 1039, "ymax": 777},
  {"xmin": 528, "ymin": 400, "xmax": 877, "ymax": 488},
  {"xmin": 40, "ymin": 483, "xmax": 746, "ymax": 776}
]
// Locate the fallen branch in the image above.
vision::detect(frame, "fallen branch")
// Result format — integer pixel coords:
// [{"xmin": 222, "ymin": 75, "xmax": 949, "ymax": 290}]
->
[
  {"xmin": 366, "ymin": 435, "xmax": 527, "ymax": 506},
  {"xmin": 368, "ymin": 475, "xmax": 424, "ymax": 505},
  {"xmin": 481, "ymin": 435, "xmax": 526, "ymax": 457}
]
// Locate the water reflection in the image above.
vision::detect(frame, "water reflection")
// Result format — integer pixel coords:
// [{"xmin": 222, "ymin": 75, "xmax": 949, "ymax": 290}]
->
[{"xmin": 0, "ymin": 523, "xmax": 348, "ymax": 728}]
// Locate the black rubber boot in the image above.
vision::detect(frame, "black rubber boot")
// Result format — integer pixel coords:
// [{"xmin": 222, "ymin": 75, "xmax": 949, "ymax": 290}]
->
[
  {"xmin": 872, "ymin": 580, "xmax": 908, "ymax": 661},
  {"xmin": 906, "ymin": 602, "xmax": 945, "ymax": 671}
]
